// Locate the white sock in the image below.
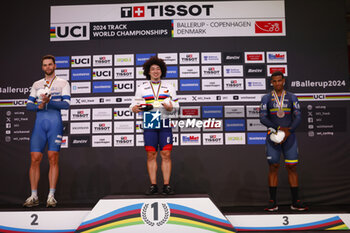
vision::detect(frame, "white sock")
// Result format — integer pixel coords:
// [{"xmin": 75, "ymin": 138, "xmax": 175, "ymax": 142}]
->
[
  {"xmin": 31, "ymin": 190, "xmax": 38, "ymax": 198},
  {"xmin": 48, "ymin": 188, "xmax": 55, "ymax": 197}
]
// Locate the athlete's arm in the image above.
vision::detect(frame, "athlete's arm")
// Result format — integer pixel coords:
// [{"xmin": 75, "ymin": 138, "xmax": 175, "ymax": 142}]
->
[
  {"xmin": 288, "ymin": 95, "xmax": 301, "ymax": 133},
  {"xmin": 259, "ymin": 95, "xmax": 279, "ymax": 130},
  {"xmin": 130, "ymin": 84, "xmax": 142, "ymax": 113},
  {"xmin": 26, "ymin": 83, "xmax": 40, "ymax": 111},
  {"xmin": 162, "ymin": 84, "xmax": 179, "ymax": 112},
  {"xmin": 47, "ymin": 82, "xmax": 71, "ymax": 110}
]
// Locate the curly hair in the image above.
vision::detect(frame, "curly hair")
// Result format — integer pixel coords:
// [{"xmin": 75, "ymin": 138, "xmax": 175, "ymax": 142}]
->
[{"xmin": 142, "ymin": 56, "xmax": 167, "ymax": 80}]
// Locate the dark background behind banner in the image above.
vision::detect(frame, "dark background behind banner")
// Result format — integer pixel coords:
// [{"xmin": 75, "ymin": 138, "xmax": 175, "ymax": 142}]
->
[{"xmin": 1, "ymin": 0, "xmax": 350, "ymax": 207}]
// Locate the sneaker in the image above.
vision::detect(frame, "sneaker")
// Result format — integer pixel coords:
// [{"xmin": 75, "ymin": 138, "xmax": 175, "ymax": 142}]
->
[
  {"xmin": 46, "ymin": 195, "xmax": 57, "ymax": 208},
  {"xmin": 23, "ymin": 196, "xmax": 39, "ymax": 208},
  {"xmin": 162, "ymin": 185, "xmax": 175, "ymax": 195},
  {"xmin": 291, "ymin": 200, "xmax": 308, "ymax": 211},
  {"xmin": 145, "ymin": 185, "xmax": 158, "ymax": 195},
  {"xmin": 264, "ymin": 200, "xmax": 278, "ymax": 212}
]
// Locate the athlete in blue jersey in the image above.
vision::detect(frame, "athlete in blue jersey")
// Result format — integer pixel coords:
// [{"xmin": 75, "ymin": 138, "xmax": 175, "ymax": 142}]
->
[
  {"xmin": 260, "ymin": 71, "xmax": 307, "ymax": 211},
  {"xmin": 23, "ymin": 55, "xmax": 70, "ymax": 208},
  {"xmin": 130, "ymin": 56, "xmax": 179, "ymax": 195}
]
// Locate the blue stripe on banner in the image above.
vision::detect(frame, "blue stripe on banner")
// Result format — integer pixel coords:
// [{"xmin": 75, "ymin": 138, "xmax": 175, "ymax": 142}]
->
[
  {"xmin": 80, "ymin": 203, "xmax": 143, "ymax": 226},
  {"xmin": 235, "ymin": 216, "xmax": 341, "ymax": 230},
  {"xmin": 167, "ymin": 203, "xmax": 229, "ymax": 224},
  {"xmin": 0, "ymin": 225, "xmax": 74, "ymax": 233}
]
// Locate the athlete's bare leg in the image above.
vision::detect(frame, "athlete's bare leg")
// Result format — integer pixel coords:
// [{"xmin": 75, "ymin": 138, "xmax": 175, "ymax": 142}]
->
[
  {"xmin": 268, "ymin": 163, "xmax": 280, "ymax": 187},
  {"xmin": 286, "ymin": 164, "xmax": 298, "ymax": 187},
  {"xmin": 47, "ymin": 151, "xmax": 59, "ymax": 189},
  {"xmin": 160, "ymin": 150, "xmax": 172, "ymax": 185},
  {"xmin": 29, "ymin": 152, "xmax": 43, "ymax": 191},
  {"xmin": 147, "ymin": 151, "xmax": 158, "ymax": 184}
]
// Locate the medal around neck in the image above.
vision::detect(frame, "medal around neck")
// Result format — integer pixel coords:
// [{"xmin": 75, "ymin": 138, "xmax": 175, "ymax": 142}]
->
[
  {"xmin": 152, "ymin": 100, "xmax": 161, "ymax": 108},
  {"xmin": 272, "ymin": 90, "xmax": 286, "ymax": 118},
  {"xmin": 270, "ymin": 130, "xmax": 286, "ymax": 143}
]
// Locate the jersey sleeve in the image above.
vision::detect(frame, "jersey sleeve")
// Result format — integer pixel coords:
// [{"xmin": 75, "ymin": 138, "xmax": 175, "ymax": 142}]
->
[
  {"xmin": 289, "ymin": 94, "xmax": 301, "ymax": 132},
  {"xmin": 168, "ymin": 84, "xmax": 179, "ymax": 109},
  {"xmin": 47, "ymin": 81, "xmax": 71, "ymax": 110},
  {"xmin": 26, "ymin": 83, "xmax": 39, "ymax": 111},
  {"xmin": 259, "ymin": 94, "xmax": 279, "ymax": 130},
  {"xmin": 129, "ymin": 84, "xmax": 143, "ymax": 111}
]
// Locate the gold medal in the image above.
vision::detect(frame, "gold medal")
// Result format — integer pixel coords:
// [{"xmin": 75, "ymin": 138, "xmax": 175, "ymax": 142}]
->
[{"xmin": 153, "ymin": 101, "xmax": 161, "ymax": 108}]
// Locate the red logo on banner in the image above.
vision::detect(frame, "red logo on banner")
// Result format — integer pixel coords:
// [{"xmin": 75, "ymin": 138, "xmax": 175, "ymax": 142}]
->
[
  {"xmin": 182, "ymin": 109, "xmax": 199, "ymax": 116},
  {"xmin": 255, "ymin": 21, "xmax": 283, "ymax": 33},
  {"xmin": 247, "ymin": 54, "xmax": 263, "ymax": 61},
  {"xmin": 133, "ymin": 6, "xmax": 145, "ymax": 17},
  {"xmin": 270, "ymin": 67, "xmax": 286, "ymax": 74}
]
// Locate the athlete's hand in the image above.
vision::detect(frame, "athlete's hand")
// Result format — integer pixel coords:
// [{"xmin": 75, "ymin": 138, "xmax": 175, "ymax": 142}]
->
[
  {"xmin": 132, "ymin": 105, "xmax": 141, "ymax": 113},
  {"xmin": 279, "ymin": 127, "xmax": 291, "ymax": 143},
  {"xmin": 162, "ymin": 101, "xmax": 173, "ymax": 112},
  {"xmin": 41, "ymin": 94, "xmax": 50, "ymax": 104}
]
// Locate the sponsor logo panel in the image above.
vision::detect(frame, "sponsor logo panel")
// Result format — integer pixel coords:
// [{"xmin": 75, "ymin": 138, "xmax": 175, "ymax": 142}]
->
[
  {"xmin": 246, "ymin": 105, "xmax": 260, "ymax": 118},
  {"xmin": 222, "ymin": 52, "xmax": 243, "ymax": 64},
  {"xmin": 114, "ymin": 134, "xmax": 134, "ymax": 147},
  {"xmin": 70, "ymin": 109, "xmax": 91, "ymax": 121},
  {"xmin": 114, "ymin": 67, "xmax": 134, "ymax": 79},
  {"xmin": 223, "ymin": 65, "xmax": 243, "ymax": 77},
  {"xmin": 179, "ymin": 66, "xmax": 200, "ymax": 78},
  {"xmin": 158, "ymin": 53, "xmax": 178, "ymax": 64},
  {"xmin": 114, "ymin": 108, "xmax": 134, "ymax": 119},
  {"xmin": 267, "ymin": 65, "xmax": 288, "ymax": 76},
  {"xmin": 244, "ymin": 52, "xmax": 265, "ymax": 63},
  {"xmin": 179, "ymin": 79, "xmax": 200, "ymax": 91},
  {"xmin": 55, "ymin": 69, "xmax": 70, "ymax": 81},
  {"xmin": 92, "ymin": 108, "xmax": 112, "ymax": 120},
  {"xmin": 136, "ymin": 53, "xmax": 156, "ymax": 66},
  {"xmin": 71, "ymin": 55, "xmax": 91, "ymax": 67},
  {"xmin": 203, "ymin": 133, "xmax": 223, "ymax": 145},
  {"xmin": 93, "ymin": 55, "xmax": 113, "ymax": 67},
  {"xmin": 114, "ymin": 54, "xmax": 134, "ymax": 66},
  {"xmin": 224, "ymin": 106, "xmax": 245, "ymax": 118},
  {"xmin": 201, "ymin": 65, "xmax": 222, "ymax": 77},
  {"xmin": 202, "ymin": 79, "xmax": 222, "ymax": 90},
  {"xmin": 245, "ymin": 78, "xmax": 266, "ymax": 90},
  {"xmin": 247, "ymin": 132, "xmax": 266, "ymax": 144},
  {"xmin": 55, "ymin": 56, "xmax": 70, "ymax": 68},
  {"xmin": 165, "ymin": 66, "xmax": 178, "ymax": 78},
  {"xmin": 93, "ymin": 68, "xmax": 113, "ymax": 80},
  {"xmin": 244, "ymin": 64, "xmax": 266, "ymax": 77},
  {"xmin": 247, "ymin": 119, "xmax": 267, "ymax": 131},
  {"xmin": 92, "ymin": 121, "xmax": 112, "ymax": 134},
  {"xmin": 114, "ymin": 80, "xmax": 134, "ymax": 92},
  {"xmin": 266, "ymin": 51, "xmax": 287, "ymax": 63},
  {"xmin": 71, "ymin": 69, "xmax": 91, "ymax": 81},
  {"xmin": 255, "ymin": 21, "xmax": 283, "ymax": 34},
  {"xmin": 223, "ymin": 78, "xmax": 244, "ymax": 90},
  {"xmin": 180, "ymin": 106, "xmax": 201, "ymax": 118},
  {"xmin": 201, "ymin": 52, "xmax": 221, "ymax": 64},
  {"xmin": 180, "ymin": 133, "xmax": 201, "ymax": 146},
  {"xmin": 179, "ymin": 53, "xmax": 200, "ymax": 64},
  {"xmin": 70, "ymin": 122, "xmax": 91, "ymax": 134},
  {"xmin": 202, "ymin": 106, "xmax": 223, "ymax": 118},
  {"xmin": 71, "ymin": 82, "xmax": 91, "ymax": 94},
  {"xmin": 225, "ymin": 133, "xmax": 246, "ymax": 145},
  {"xmin": 225, "ymin": 119, "xmax": 245, "ymax": 131},
  {"xmin": 93, "ymin": 81, "xmax": 113, "ymax": 93},
  {"xmin": 92, "ymin": 135, "xmax": 112, "ymax": 147},
  {"xmin": 114, "ymin": 121, "xmax": 134, "ymax": 133},
  {"xmin": 70, "ymin": 135, "xmax": 91, "ymax": 147}
]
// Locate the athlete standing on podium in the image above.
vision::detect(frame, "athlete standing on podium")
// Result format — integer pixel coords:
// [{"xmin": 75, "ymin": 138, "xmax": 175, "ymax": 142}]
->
[
  {"xmin": 260, "ymin": 71, "xmax": 308, "ymax": 211},
  {"xmin": 23, "ymin": 55, "xmax": 70, "ymax": 208},
  {"xmin": 130, "ymin": 56, "xmax": 179, "ymax": 195}
]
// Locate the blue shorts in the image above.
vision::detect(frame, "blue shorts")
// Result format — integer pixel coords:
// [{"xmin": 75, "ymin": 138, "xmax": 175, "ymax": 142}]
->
[
  {"xmin": 266, "ymin": 133, "xmax": 298, "ymax": 165},
  {"xmin": 30, "ymin": 111, "xmax": 63, "ymax": 153},
  {"xmin": 143, "ymin": 124, "xmax": 173, "ymax": 152}
]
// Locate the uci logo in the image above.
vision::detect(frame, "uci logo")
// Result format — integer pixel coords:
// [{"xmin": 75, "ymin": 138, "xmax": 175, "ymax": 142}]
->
[
  {"xmin": 50, "ymin": 23, "xmax": 90, "ymax": 41},
  {"xmin": 95, "ymin": 71, "xmax": 111, "ymax": 77},
  {"xmin": 14, "ymin": 100, "xmax": 26, "ymax": 106},
  {"xmin": 313, "ymin": 94, "xmax": 325, "ymax": 99},
  {"xmin": 115, "ymin": 110, "xmax": 133, "ymax": 117}
]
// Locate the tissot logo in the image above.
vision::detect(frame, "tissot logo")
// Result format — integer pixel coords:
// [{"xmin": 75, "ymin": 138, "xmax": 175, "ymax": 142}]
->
[
  {"xmin": 114, "ymin": 134, "xmax": 134, "ymax": 147},
  {"xmin": 92, "ymin": 122, "xmax": 112, "ymax": 134},
  {"xmin": 224, "ymin": 79, "xmax": 244, "ymax": 90},
  {"xmin": 202, "ymin": 66, "xmax": 221, "ymax": 77},
  {"xmin": 114, "ymin": 67, "xmax": 134, "ymax": 79},
  {"xmin": 93, "ymin": 55, "xmax": 112, "ymax": 67},
  {"xmin": 71, "ymin": 109, "xmax": 91, "ymax": 121},
  {"xmin": 50, "ymin": 23, "xmax": 90, "ymax": 41},
  {"xmin": 121, "ymin": 5, "xmax": 213, "ymax": 18},
  {"xmin": 179, "ymin": 53, "xmax": 199, "ymax": 64}
]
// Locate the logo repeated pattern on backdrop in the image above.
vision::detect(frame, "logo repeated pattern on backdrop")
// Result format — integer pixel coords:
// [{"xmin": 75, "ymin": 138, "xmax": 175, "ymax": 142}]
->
[{"xmin": 55, "ymin": 51, "xmax": 287, "ymax": 147}]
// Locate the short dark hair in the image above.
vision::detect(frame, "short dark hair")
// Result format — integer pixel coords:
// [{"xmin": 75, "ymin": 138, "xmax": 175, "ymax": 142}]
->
[
  {"xmin": 41, "ymin": 55, "xmax": 55, "ymax": 65},
  {"xmin": 142, "ymin": 56, "xmax": 167, "ymax": 80},
  {"xmin": 271, "ymin": 71, "xmax": 284, "ymax": 79}
]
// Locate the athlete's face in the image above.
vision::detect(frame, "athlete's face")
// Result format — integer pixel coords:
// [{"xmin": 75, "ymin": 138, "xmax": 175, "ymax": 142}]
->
[
  {"xmin": 42, "ymin": 59, "xmax": 56, "ymax": 76},
  {"xmin": 271, "ymin": 75, "xmax": 285, "ymax": 92},
  {"xmin": 149, "ymin": 64, "xmax": 162, "ymax": 81}
]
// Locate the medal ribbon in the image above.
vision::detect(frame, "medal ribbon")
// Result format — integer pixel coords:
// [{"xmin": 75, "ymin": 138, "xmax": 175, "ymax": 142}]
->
[
  {"xmin": 272, "ymin": 90, "xmax": 286, "ymax": 110},
  {"xmin": 44, "ymin": 76, "xmax": 57, "ymax": 90},
  {"xmin": 150, "ymin": 81, "xmax": 161, "ymax": 102}
]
